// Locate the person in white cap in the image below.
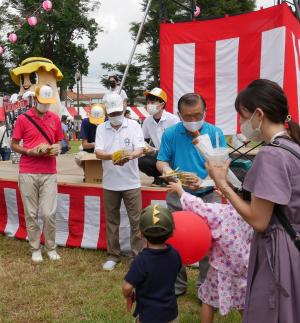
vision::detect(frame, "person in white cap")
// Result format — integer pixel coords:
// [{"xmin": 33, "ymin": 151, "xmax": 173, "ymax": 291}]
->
[
  {"xmin": 139, "ymin": 87, "xmax": 179, "ymax": 187},
  {"xmin": 95, "ymin": 93, "xmax": 145, "ymax": 271},
  {"xmin": 11, "ymin": 84, "xmax": 63, "ymax": 263}
]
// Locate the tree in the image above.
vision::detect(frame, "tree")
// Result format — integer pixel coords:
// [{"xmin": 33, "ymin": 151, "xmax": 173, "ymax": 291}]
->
[
  {"xmin": 130, "ymin": 0, "xmax": 256, "ymax": 89},
  {"xmin": 0, "ymin": 2, "xmax": 19, "ymax": 95},
  {"xmin": 100, "ymin": 62, "xmax": 145, "ymax": 106},
  {"xmin": 0, "ymin": 0, "xmax": 102, "ymax": 96}
]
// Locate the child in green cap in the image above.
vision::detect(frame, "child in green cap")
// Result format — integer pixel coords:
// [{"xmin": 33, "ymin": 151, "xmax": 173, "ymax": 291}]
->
[{"xmin": 122, "ymin": 204, "xmax": 182, "ymax": 323}]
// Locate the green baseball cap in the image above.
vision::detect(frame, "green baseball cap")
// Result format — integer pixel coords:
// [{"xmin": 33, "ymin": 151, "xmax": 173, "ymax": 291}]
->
[{"xmin": 140, "ymin": 204, "xmax": 174, "ymax": 238}]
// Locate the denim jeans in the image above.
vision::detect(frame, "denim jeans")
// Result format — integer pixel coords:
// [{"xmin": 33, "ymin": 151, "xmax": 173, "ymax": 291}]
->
[{"xmin": 0, "ymin": 147, "xmax": 11, "ymax": 161}]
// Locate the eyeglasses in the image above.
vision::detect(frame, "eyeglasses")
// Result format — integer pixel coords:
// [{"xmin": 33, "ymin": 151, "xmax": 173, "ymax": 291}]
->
[{"xmin": 179, "ymin": 112, "xmax": 205, "ymax": 122}]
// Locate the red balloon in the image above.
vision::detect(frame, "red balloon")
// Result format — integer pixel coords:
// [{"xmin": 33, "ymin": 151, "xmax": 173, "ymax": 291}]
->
[{"xmin": 167, "ymin": 211, "xmax": 211, "ymax": 265}]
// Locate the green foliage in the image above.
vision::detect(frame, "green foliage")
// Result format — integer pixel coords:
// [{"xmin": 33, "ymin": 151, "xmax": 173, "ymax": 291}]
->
[
  {"xmin": 131, "ymin": 0, "xmax": 256, "ymax": 88},
  {"xmin": 0, "ymin": 0, "xmax": 102, "ymax": 93},
  {"xmin": 100, "ymin": 62, "xmax": 145, "ymax": 105}
]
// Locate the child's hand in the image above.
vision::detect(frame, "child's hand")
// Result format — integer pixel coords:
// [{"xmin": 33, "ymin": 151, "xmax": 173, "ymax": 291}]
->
[{"xmin": 167, "ymin": 180, "xmax": 185, "ymax": 197}]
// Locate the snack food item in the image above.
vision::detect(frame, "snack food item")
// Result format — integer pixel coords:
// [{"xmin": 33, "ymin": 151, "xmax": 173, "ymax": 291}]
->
[
  {"xmin": 177, "ymin": 171, "xmax": 199, "ymax": 186},
  {"xmin": 112, "ymin": 149, "xmax": 130, "ymax": 165},
  {"xmin": 31, "ymin": 143, "xmax": 50, "ymax": 154},
  {"xmin": 48, "ymin": 143, "xmax": 60, "ymax": 156},
  {"xmin": 37, "ymin": 143, "xmax": 50, "ymax": 153},
  {"xmin": 160, "ymin": 167, "xmax": 179, "ymax": 182},
  {"xmin": 143, "ymin": 142, "xmax": 154, "ymax": 155}
]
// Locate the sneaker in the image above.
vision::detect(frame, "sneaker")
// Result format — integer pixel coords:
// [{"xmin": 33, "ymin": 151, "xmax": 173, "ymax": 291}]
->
[
  {"xmin": 102, "ymin": 260, "xmax": 117, "ymax": 271},
  {"xmin": 151, "ymin": 178, "xmax": 166, "ymax": 187},
  {"xmin": 32, "ymin": 250, "xmax": 43, "ymax": 263},
  {"xmin": 47, "ymin": 250, "xmax": 61, "ymax": 261}
]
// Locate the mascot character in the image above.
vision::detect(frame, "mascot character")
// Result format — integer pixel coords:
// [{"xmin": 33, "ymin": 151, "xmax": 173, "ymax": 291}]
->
[{"xmin": 10, "ymin": 57, "xmax": 63, "ymax": 115}]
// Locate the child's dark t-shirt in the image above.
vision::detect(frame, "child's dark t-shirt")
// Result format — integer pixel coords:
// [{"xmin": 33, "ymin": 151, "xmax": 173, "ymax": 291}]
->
[{"xmin": 124, "ymin": 245, "xmax": 182, "ymax": 323}]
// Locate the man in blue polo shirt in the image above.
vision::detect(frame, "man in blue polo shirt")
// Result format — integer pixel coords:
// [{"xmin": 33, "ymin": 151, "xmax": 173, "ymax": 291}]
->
[{"xmin": 157, "ymin": 92, "xmax": 226, "ymax": 296}]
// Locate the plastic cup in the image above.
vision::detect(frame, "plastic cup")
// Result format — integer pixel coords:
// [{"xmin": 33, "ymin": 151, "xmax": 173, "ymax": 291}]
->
[{"xmin": 205, "ymin": 148, "xmax": 229, "ymax": 166}]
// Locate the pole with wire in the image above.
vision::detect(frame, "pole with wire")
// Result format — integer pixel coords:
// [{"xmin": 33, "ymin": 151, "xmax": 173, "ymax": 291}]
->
[
  {"xmin": 119, "ymin": 0, "xmax": 153, "ymax": 93},
  {"xmin": 75, "ymin": 70, "xmax": 81, "ymax": 116}
]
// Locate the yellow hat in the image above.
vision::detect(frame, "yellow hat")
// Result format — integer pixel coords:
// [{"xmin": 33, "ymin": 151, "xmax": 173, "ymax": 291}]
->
[
  {"xmin": 89, "ymin": 104, "xmax": 105, "ymax": 125},
  {"xmin": 144, "ymin": 87, "xmax": 167, "ymax": 103},
  {"xmin": 10, "ymin": 57, "xmax": 63, "ymax": 85},
  {"xmin": 35, "ymin": 85, "xmax": 56, "ymax": 104}
]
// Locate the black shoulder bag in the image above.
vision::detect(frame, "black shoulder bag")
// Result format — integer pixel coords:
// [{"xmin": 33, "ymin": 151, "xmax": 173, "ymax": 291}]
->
[
  {"xmin": 23, "ymin": 113, "xmax": 53, "ymax": 145},
  {"xmin": 0, "ymin": 128, "xmax": 6, "ymax": 148},
  {"xmin": 269, "ymin": 139, "xmax": 300, "ymax": 252}
]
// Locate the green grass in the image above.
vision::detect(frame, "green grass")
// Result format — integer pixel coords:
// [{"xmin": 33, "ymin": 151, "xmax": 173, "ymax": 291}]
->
[
  {"xmin": 68, "ymin": 140, "xmax": 81, "ymax": 154},
  {"xmin": 0, "ymin": 235, "xmax": 241, "ymax": 323}
]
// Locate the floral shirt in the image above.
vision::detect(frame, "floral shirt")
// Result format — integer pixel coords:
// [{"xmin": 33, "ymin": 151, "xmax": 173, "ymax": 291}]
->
[{"xmin": 180, "ymin": 192, "xmax": 253, "ymax": 276}]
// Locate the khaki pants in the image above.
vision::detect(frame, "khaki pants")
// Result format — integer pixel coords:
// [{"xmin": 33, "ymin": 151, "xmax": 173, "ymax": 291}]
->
[
  {"xmin": 103, "ymin": 188, "xmax": 143, "ymax": 262},
  {"xmin": 18, "ymin": 174, "xmax": 58, "ymax": 252}
]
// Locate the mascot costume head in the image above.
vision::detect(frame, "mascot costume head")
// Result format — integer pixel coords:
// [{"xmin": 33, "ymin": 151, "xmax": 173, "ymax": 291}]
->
[{"xmin": 10, "ymin": 57, "xmax": 63, "ymax": 115}]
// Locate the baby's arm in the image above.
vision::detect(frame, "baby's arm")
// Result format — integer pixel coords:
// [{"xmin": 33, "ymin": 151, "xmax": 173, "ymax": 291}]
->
[{"xmin": 180, "ymin": 192, "xmax": 224, "ymax": 229}]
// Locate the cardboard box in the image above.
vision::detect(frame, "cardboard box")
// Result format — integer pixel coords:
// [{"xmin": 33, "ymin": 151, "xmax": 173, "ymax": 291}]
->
[{"xmin": 81, "ymin": 153, "xmax": 103, "ymax": 184}]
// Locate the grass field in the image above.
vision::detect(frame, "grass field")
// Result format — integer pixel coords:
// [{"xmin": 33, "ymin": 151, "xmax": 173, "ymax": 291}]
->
[
  {"xmin": 0, "ymin": 235, "xmax": 241, "ymax": 323},
  {"xmin": 68, "ymin": 140, "xmax": 81, "ymax": 154},
  {"xmin": 10, "ymin": 139, "xmax": 241, "ymax": 322}
]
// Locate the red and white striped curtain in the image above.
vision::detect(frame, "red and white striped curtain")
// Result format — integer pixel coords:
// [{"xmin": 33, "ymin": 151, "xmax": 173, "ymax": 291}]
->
[
  {"xmin": 160, "ymin": 4, "xmax": 300, "ymax": 135},
  {"xmin": 0, "ymin": 181, "xmax": 167, "ymax": 251}
]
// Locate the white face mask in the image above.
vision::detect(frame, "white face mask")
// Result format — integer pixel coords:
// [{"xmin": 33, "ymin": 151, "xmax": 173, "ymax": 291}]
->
[
  {"xmin": 240, "ymin": 110, "xmax": 263, "ymax": 142},
  {"xmin": 109, "ymin": 115, "xmax": 124, "ymax": 126},
  {"xmin": 36, "ymin": 102, "xmax": 51, "ymax": 113},
  {"xmin": 147, "ymin": 103, "xmax": 162, "ymax": 116},
  {"xmin": 181, "ymin": 113, "xmax": 205, "ymax": 132}
]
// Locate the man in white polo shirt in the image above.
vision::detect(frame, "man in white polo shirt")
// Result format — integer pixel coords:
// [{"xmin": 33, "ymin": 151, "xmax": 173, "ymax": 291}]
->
[
  {"xmin": 95, "ymin": 93, "xmax": 145, "ymax": 271},
  {"xmin": 138, "ymin": 87, "xmax": 179, "ymax": 186}
]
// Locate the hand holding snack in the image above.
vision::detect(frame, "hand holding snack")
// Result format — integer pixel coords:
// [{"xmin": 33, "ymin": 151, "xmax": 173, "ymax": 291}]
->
[
  {"xmin": 112, "ymin": 149, "xmax": 131, "ymax": 165},
  {"xmin": 27, "ymin": 143, "xmax": 50, "ymax": 157},
  {"xmin": 160, "ymin": 167, "xmax": 179, "ymax": 183},
  {"xmin": 178, "ymin": 172, "xmax": 202, "ymax": 190},
  {"xmin": 48, "ymin": 144, "xmax": 60, "ymax": 156},
  {"xmin": 143, "ymin": 142, "xmax": 157, "ymax": 156}
]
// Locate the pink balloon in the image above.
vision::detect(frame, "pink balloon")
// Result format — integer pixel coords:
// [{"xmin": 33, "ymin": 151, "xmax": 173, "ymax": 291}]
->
[
  {"xmin": 42, "ymin": 0, "xmax": 53, "ymax": 11},
  {"xmin": 0, "ymin": 46, "xmax": 4, "ymax": 55},
  {"xmin": 8, "ymin": 33, "xmax": 17, "ymax": 43},
  {"xmin": 28, "ymin": 16, "xmax": 38, "ymax": 27},
  {"xmin": 167, "ymin": 211, "xmax": 212, "ymax": 265},
  {"xmin": 194, "ymin": 5, "xmax": 201, "ymax": 17}
]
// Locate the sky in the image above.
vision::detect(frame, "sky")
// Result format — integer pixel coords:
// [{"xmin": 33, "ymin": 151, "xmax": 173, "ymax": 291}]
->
[{"xmin": 83, "ymin": 0, "xmax": 277, "ymax": 93}]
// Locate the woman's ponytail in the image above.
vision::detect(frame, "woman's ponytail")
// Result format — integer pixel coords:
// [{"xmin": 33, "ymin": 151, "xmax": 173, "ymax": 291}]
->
[{"xmin": 287, "ymin": 117, "xmax": 300, "ymax": 145}]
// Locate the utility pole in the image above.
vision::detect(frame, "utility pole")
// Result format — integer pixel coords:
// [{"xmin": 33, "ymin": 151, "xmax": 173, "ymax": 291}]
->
[
  {"xmin": 119, "ymin": 0, "xmax": 153, "ymax": 92},
  {"xmin": 75, "ymin": 70, "xmax": 81, "ymax": 116}
]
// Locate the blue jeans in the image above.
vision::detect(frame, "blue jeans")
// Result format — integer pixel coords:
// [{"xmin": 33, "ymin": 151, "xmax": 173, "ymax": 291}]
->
[{"xmin": 0, "ymin": 147, "xmax": 11, "ymax": 161}]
